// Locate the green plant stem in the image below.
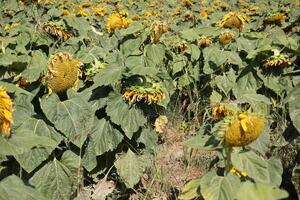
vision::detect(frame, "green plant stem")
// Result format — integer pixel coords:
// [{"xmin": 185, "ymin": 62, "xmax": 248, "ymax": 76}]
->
[{"xmin": 224, "ymin": 146, "xmax": 233, "ymax": 175}]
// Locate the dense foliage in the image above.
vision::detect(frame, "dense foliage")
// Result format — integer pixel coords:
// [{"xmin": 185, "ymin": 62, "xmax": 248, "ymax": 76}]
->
[{"xmin": 0, "ymin": 0, "xmax": 299, "ymax": 199}]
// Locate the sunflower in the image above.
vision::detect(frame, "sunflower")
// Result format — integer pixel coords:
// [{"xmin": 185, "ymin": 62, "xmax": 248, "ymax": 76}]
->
[
  {"xmin": 151, "ymin": 21, "xmax": 168, "ymax": 44},
  {"xmin": 106, "ymin": 11, "xmax": 131, "ymax": 33},
  {"xmin": 212, "ymin": 104, "xmax": 234, "ymax": 120},
  {"xmin": 224, "ymin": 113, "xmax": 265, "ymax": 147},
  {"xmin": 219, "ymin": 31, "xmax": 234, "ymax": 45},
  {"xmin": 199, "ymin": 8, "xmax": 210, "ymax": 19},
  {"xmin": 213, "ymin": 1, "xmax": 229, "ymax": 10},
  {"xmin": 75, "ymin": 6, "xmax": 89, "ymax": 17},
  {"xmin": 197, "ymin": 36, "xmax": 212, "ymax": 48},
  {"xmin": 92, "ymin": 6, "xmax": 105, "ymax": 17},
  {"xmin": 263, "ymin": 13, "xmax": 286, "ymax": 25},
  {"xmin": 45, "ymin": 52, "xmax": 82, "ymax": 95},
  {"xmin": 43, "ymin": 21, "xmax": 73, "ymax": 41},
  {"xmin": 154, "ymin": 115, "xmax": 168, "ymax": 134},
  {"xmin": 263, "ymin": 54, "xmax": 291, "ymax": 68},
  {"xmin": 220, "ymin": 12, "xmax": 245, "ymax": 30},
  {"xmin": 0, "ymin": 87, "xmax": 13, "ymax": 138}
]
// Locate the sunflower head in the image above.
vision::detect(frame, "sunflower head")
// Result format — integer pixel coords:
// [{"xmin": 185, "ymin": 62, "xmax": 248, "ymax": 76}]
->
[
  {"xmin": 45, "ymin": 52, "xmax": 81, "ymax": 95},
  {"xmin": 214, "ymin": 1, "xmax": 229, "ymax": 10},
  {"xmin": 197, "ymin": 36, "xmax": 213, "ymax": 48},
  {"xmin": 224, "ymin": 113, "xmax": 265, "ymax": 147},
  {"xmin": 263, "ymin": 13, "xmax": 286, "ymax": 25},
  {"xmin": 219, "ymin": 31, "xmax": 234, "ymax": 45},
  {"xmin": 75, "ymin": 6, "xmax": 89, "ymax": 17},
  {"xmin": 151, "ymin": 21, "xmax": 168, "ymax": 44},
  {"xmin": 220, "ymin": 12, "xmax": 245, "ymax": 30},
  {"xmin": 199, "ymin": 8, "xmax": 210, "ymax": 19},
  {"xmin": 0, "ymin": 87, "xmax": 13, "ymax": 138},
  {"xmin": 212, "ymin": 104, "xmax": 234, "ymax": 120},
  {"xmin": 181, "ymin": 0, "xmax": 192, "ymax": 8},
  {"xmin": 263, "ymin": 54, "xmax": 291, "ymax": 68},
  {"xmin": 122, "ymin": 76, "xmax": 166, "ymax": 105},
  {"xmin": 154, "ymin": 115, "xmax": 168, "ymax": 134},
  {"xmin": 92, "ymin": 6, "xmax": 105, "ymax": 17},
  {"xmin": 43, "ymin": 21, "xmax": 73, "ymax": 41},
  {"xmin": 106, "ymin": 11, "xmax": 131, "ymax": 33}
]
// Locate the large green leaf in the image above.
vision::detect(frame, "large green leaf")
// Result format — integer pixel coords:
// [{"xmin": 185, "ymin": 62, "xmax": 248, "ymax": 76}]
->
[
  {"xmin": 232, "ymin": 70, "xmax": 258, "ymax": 97},
  {"xmin": 0, "ymin": 175, "xmax": 47, "ymax": 200},
  {"xmin": 144, "ymin": 44, "xmax": 165, "ymax": 68},
  {"xmin": 30, "ymin": 151, "xmax": 80, "ymax": 200},
  {"xmin": 178, "ymin": 178, "xmax": 202, "ymax": 200},
  {"xmin": 0, "ymin": 129, "xmax": 57, "ymax": 156},
  {"xmin": 235, "ymin": 182, "xmax": 288, "ymax": 200},
  {"xmin": 231, "ymin": 151, "xmax": 283, "ymax": 186},
  {"xmin": 114, "ymin": 150, "xmax": 147, "ymax": 188},
  {"xmin": 41, "ymin": 94, "xmax": 94, "ymax": 147},
  {"xmin": 183, "ymin": 134, "xmax": 221, "ymax": 150},
  {"xmin": 105, "ymin": 92, "xmax": 146, "ymax": 138},
  {"xmin": 285, "ymin": 85, "xmax": 300, "ymax": 133},
  {"xmin": 92, "ymin": 63, "xmax": 123, "ymax": 87},
  {"xmin": 14, "ymin": 118, "xmax": 62, "ymax": 173}
]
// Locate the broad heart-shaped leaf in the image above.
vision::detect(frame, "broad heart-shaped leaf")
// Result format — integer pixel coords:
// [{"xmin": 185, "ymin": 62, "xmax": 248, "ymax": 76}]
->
[
  {"xmin": 14, "ymin": 118, "xmax": 63, "ymax": 173},
  {"xmin": 235, "ymin": 182, "xmax": 288, "ymax": 200},
  {"xmin": 92, "ymin": 63, "xmax": 123, "ymax": 87},
  {"xmin": 183, "ymin": 134, "xmax": 221, "ymax": 150},
  {"xmin": 0, "ymin": 129, "xmax": 57, "ymax": 156},
  {"xmin": 201, "ymin": 173, "xmax": 241, "ymax": 200},
  {"xmin": 178, "ymin": 178, "xmax": 202, "ymax": 200},
  {"xmin": 285, "ymin": 85, "xmax": 300, "ymax": 133},
  {"xmin": 214, "ymin": 69, "xmax": 236, "ymax": 96},
  {"xmin": 231, "ymin": 151, "xmax": 283, "ymax": 187},
  {"xmin": 144, "ymin": 44, "xmax": 165, "ymax": 68},
  {"xmin": 30, "ymin": 151, "xmax": 80, "ymax": 200},
  {"xmin": 0, "ymin": 175, "xmax": 47, "ymax": 200},
  {"xmin": 90, "ymin": 118, "xmax": 123, "ymax": 155},
  {"xmin": 40, "ymin": 94, "xmax": 94, "ymax": 147},
  {"xmin": 232, "ymin": 69, "xmax": 258, "ymax": 97},
  {"xmin": 21, "ymin": 50, "xmax": 47, "ymax": 82},
  {"xmin": 106, "ymin": 92, "xmax": 146, "ymax": 139},
  {"xmin": 114, "ymin": 150, "xmax": 147, "ymax": 188},
  {"xmin": 249, "ymin": 125, "xmax": 270, "ymax": 155}
]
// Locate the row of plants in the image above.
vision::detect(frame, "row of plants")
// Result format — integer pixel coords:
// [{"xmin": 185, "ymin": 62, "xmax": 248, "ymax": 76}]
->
[{"xmin": 0, "ymin": 0, "xmax": 299, "ymax": 199}]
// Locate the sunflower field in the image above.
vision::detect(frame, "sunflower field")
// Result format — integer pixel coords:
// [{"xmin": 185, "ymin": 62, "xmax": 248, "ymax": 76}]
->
[{"xmin": 0, "ymin": 0, "xmax": 299, "ymax": 199}]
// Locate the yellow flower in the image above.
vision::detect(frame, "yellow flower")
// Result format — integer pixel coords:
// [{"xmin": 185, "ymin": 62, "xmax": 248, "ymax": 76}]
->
[
  {"xmin": 263, "ymin": 54, "xmax": 291, "ymax": 68},
  {"xmin": 212, "ymin": 104, "xmax": 234, "ymax": 120},
  {"xmin": 219, "ymin": 31, "xmax": 234, "ymax": 45},
  {"xmin": 224, "ymin": 113, "xmax": 265, "ymax": 147},
  {"xmin": 143, "ymin": 10, "xmax": 158, "ymax": 18},
  {"xmin": 181, "ymin": 0, "xmax": 192, "ymax": 8},
  {"xmin": 199, "ymin": 8, "xmax": 210, "ymax": 19},
  {"xmin": 220, "ymin": 12, "xmax": 245, "ymax": 30},
  {"xmin": 263, "ymin": 13, "xmax": 286, "ymax": 25},
  {"xmin": 154, "ymin": 115, "xmax": 168, "ymax": 134},
  {"xmin": 0, "ymin": 87, "xmax": 13, "ymax": 138},
  {"xmin": 106, "ymin": 11, "xmax": 131, "ymax": 33},
  {"xmin": 75, "ymin": 6, "xmax": 89, "ymax": 17},
  {"xmin": 4, "ymin": 22, "xmax": 20, "ymax": 31},
  {"xmin": 46, "ymin": 52, "xmax": 81, "ymax": 95},
  {"xmin": 213, "ymin": 1, "xmax": 229, "ymax": 10},
  {"xmin": 151, "ymin": 21, "xmax": 168, "ymax": 44},
  {"xmin": 92, "ymin": 7, "xmax": 105, "ymax": 17},
  {"xmin": 230, "ymin": 166, "xmax": 247, "ymax": 177},
  {"xmin": 197, "ymin": 36, "xmax": 212, "ymax": 47}
]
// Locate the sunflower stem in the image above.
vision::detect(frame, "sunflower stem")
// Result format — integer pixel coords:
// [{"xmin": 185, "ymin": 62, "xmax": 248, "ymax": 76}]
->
[{"xmin": 224, "ymin": 146, "xmax": 233, "ymax": 175}]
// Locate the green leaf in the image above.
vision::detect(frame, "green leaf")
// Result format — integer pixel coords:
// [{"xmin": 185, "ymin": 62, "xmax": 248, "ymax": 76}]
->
[
  {"xmin": 180, "ymin": 29, "xmax": 199, "ymax": 41},
  {"xmin": 178, "ymin": 178, "xmax": 202, "ymax": 200},
  {"xmin": 40, "ymin": 94, "xmax": 94, "ymax": 147},
  {"xmin": 114, "ymin": 150, "xmax": 147, "ymax": 188},
  {"xmin": 0, "ymin": 129, "xmax": 57, "ymax": 156},
  {"xmin": 225, "ymin": 51, "xmax": 243, "ymax": 67},
  {"xmin": 183, "ymin": 134, "xmax": 220, "ymax": 150},
  {"xmin": 172, "ymin": 55, "xmax": 187, "ymax": 75},
  {"xmin": 214, "ymin": 69, "xmax": 236, "ymax": 96},
  {"xmin": 190, "ymin": 44, "xmax": 201, "ymax": 61},
  {"xmin": 137, "ymin": 128, "xmax": 158, "ymax": 152},
  {"xmin": 249, "ymin": 125, "xmax": 270, "ymax": 155},
  {"xmin": 285, "ymin": 85, "xmax": 300, "ymax": 133},
  {"xmin": 90, "ymin": 118, "xmax": 123, "ymax": 156},
  {"xmin": 232, "ymin": 70, "xmax": 258, "ymax": 97},
  {"xmin": 120, "ymin": 21, "xmax": 144, "ymax": 35},
  {"xmin": 93, "ymin": 63, "xmax": 123, "ymax": 87},
  {"xmin": 30, "ymin": 157, "xmax": 77, "ymax": 200},
  {"xmin": 292, "ymin": 164, "xmax": 300, "ymax": 199},
  {"xmin": 121, "ymin": 37, "xmax": 143, "ymax": 57},
  {"xmin": 144, "ymin": 44, "xmax": 165, "ymax": 68},
  {"xmin": 0, "ymin": 175, "xmax": 47, "ymax": 200},
  {"xmin": 106, "ymin": 92, "xmax": 146, "ymax": 138},
  {"xmin": 231, "ymin": 151, "xmax": 283, "ymax": 186},
  {"xmin": 235, "ymin": 182, "xmax": 288, "ymax": 200}
]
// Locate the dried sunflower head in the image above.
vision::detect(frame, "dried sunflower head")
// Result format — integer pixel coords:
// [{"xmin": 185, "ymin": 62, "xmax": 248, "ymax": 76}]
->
[
  {"xmin": 219, "ymin": 31, "xmax": 234, "ymax": 45},
  {"xmin": 213, "ymin": 1, "xmax": 229, "ymax": 10},
  {"xmin": 181, "ymin": 0, "xmax": 192, "ymax": 8},
  {"xmin": 154, "ymin": 115, "xmax": 168, "ymax": 134},
  {"xmin": 122, "ymin": 76, "xmax": 166, "ymax": 105},
  {"xmin": 263, "ymin": 13, "xmax": 286, "ymax": 25},
  {"xmin": 45, "ymin": 52, "xmax": 82, "ymax": 95},
  {"xmin": 197, "ymin": 36, "xmax": 213, "ymax": 48},
  {"xmin": 43, "ymin": 21, "xmax": 73, "ymax": 41},
  {"xmin": 224, "ymin": 113, "xmax": 265, "ymax": 147},
  {"xmin": 212, "ymin": 104, "xmax": 234, "ymax": 120},
  {"xmin": 263, "ymin": 54, "xmax": 292, "ymax": 68},
  {"xmin": 0, "ymin": 87, "xmax": 13, "ymax": 138},
  {"xmin": 220, "ymin": 12, "xmax": 245, "ymax": 30},
  {"xmin": 199, "ymin": 8, "xmax": 210, "ymax": 19},
  {"xmin": 151, "ymin": 21, "xmax": 168, "ymax": 44},
  {"xmin": 75, "ymin": 5, "xmax": 89, "ymax": 17},
  {"xmin": 106, "ymin": 11, "xmax": 131, "ymax": 33}
]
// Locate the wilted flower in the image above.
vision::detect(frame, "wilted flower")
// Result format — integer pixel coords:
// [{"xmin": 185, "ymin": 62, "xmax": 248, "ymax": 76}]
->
[
  {"xmin": 263, "ymin": 54, "xmax": 292, "ymax": 68},
  {"xmin": 106, "ymin": 11, "xmax": 131, "ymax": 33},
  {"xmin": 197, "ymin": 36, "xmax": 213, "ymax": 48},
  {"xmin": 43, "ymin": 21, "xmax": 73, "ymax": 41},
  {"xmin": 0, "ymin": 87, "xmax": 13, "ymax": 138},
  {"xmin": 151, "ymin": 21, "xmax": 168, "ymax": 44},
  {"xmin": 263, "ymin": 13, "xmax": 287, "ymax": 25},
  {"xmin": 220, "ymin": 12, "xmax": 245, "ymax": 30},
  {"xmin": 212, "ymin": 104, "xmax": 234, "ymax": 120},
  {"xmin": 219, "ymin": 31, "xmax": 234, "ymax": 45},
  {"xmin": 213, "ymin": 1, "xmax": 229, "ymax": 10}
]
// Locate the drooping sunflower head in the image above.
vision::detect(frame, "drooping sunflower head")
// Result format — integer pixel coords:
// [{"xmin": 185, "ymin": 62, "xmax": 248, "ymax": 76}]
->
[
  {"xmin": 106, "ymin": 11, "xmax": 131, "ymax": 33},
  {"xmin": 224, "ymin": 113, "xmax": 265, "ymax": 147},
  {"xmin": 0, "ymin": 87, "xmax": 13, "ymax": 138},
  {"xmin": 151, "ymin": 21, "xmax": 168, "ymax": 44},
  {"xmin": 263, "ymin": 54, "xmax": 292, "ymax": 68},
  {"xmin": 212, "ymin": 104, "xmax": 234, "ymax": 120},
  {"xmin": 219, "ymin": 31, "xmax": 234, "ymax": 45},
  {"xmin": 199, "ymin": 8, "xmax": 211, "ymax": 19},
  {"xmin": 197, "ymin": 36, "xmax": 213, "ymax": 48},
  {"xmin": 213, "ymin": 1, "xmax": 229, "ymax": 10},
  {"xmin": 220, "ymin": 12, "xmax": 245, "ymax": 30},
  {"xmin": 122, "ymin": 76, "xmax": 166, "ymax": 105},
  {"xmin": 43, "ymin": 21, "xmax": 73, "ymax": 41},
  {"xmin": 263, "ymin": 13, "xmax": 286, "ymax": 25},
  {"xmin": 154, "ymin": 115, "xmax": 168, "ymax": 134},
  {"xmin": 45, "ymin": 52, "xmax": 81, "ymax": 95}
]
